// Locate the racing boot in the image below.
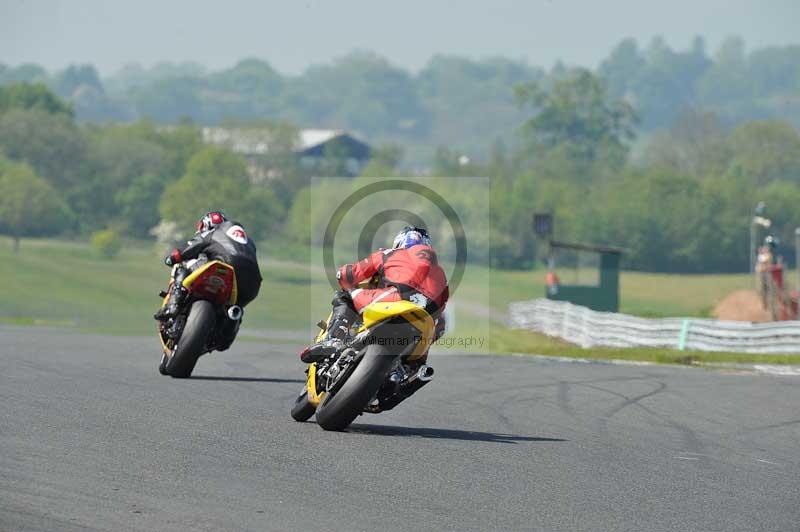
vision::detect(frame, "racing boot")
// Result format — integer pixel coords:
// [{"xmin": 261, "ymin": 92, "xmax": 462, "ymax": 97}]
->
[
  {"xmin": 154, "ymin": 284, "xmax": 187, "ymax": 321},
  {"xmin": 300, "ymin": 292, "xmax": 357, "ymax": 363}
]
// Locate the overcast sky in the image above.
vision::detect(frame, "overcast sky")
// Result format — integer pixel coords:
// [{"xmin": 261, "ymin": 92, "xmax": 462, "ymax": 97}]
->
[{"xmin": 2, "ymin": 0, "xmax": 799, "ymax": 75}]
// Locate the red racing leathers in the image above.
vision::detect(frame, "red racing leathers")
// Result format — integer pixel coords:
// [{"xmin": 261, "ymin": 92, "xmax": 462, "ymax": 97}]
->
[
  {"xmin": 337, "ymin": 244, "xmax": 449, "ymax": 319},
  {"xmin": 299, "ymin": 244, "xmax": 449, "ymax": 364}
]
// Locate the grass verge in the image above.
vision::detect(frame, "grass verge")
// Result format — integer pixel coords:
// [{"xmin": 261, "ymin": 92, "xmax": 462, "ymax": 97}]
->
[{"xmin": 3, "ymin": 237, "xmax": 796, "ymax": 365}]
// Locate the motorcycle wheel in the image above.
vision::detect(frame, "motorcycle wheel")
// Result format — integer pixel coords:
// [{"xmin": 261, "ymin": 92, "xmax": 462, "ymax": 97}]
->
[
  {"xmin": 158, "ymin": 352, "xmax": 169, "ymax": 375},
  {"xmin": 290, "ymin": 387, "xmax": 317, "ymax": 422},
  {"xmin": 315, "ymin": 343, "xmax": 397, "ymax": 431},
  {"xmin": 166, "ymin": 300, "xmax": 215, "ymax": 378}
]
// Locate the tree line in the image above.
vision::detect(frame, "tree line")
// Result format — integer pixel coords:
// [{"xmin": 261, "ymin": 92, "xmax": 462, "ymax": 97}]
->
[
  {"xmin": 0, "ymin": 84, "xmax": 288, "ymax": 251},
  {"xmin": 2, "ymin": 60, "xmax": 800, "ymax": 272},
  {"xmin": 2, "ymin": 36, "xmax": 800, "ymax": 166}
]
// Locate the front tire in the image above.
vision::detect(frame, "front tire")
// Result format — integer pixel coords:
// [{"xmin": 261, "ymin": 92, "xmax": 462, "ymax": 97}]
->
[
  {"xmin": 158, "ymin": 353, "xmax": 169, "ymax": 375},
  {"xmin": 166, "ymin": 300, "xmax": 216, "ymax": 378},
  {"xmin": 290, "ymin": 387, "xmax": 317, "ymax": 422},
  {"xmin": 315, "ymin": 344, "xmax": 397, "ymax": 431}
]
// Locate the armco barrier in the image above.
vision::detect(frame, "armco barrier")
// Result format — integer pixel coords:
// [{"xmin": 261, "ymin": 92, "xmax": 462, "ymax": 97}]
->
[{"xmin": 509, "ymin": 299, "xmax": 800, "ymax": 354}]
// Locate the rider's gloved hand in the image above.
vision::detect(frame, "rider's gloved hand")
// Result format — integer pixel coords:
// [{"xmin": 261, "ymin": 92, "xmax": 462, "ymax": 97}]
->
[{"xmin": 164, "ymin": 248, "xmax": 182, "ymax": 266}]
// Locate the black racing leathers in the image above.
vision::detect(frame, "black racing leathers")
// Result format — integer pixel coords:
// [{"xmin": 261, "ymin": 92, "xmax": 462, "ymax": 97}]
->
[{"xmin": 178, "ymin": 221, "xmax": 262, "ymax": 307}]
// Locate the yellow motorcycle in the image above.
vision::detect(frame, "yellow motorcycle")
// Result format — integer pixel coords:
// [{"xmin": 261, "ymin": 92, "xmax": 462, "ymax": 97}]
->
[
  {"xmin": 156, "ymin": 260, "xmax": 243, "ymax": 378},
  {"xmin": 291, "ymin": 297, "xmax": 436, "ymax": 431}
]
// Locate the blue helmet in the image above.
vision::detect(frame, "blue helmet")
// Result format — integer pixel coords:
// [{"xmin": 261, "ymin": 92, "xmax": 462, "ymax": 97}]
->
[{"xmin": 392, "ymin": 226, "xmax": 432, "ymax": 249}]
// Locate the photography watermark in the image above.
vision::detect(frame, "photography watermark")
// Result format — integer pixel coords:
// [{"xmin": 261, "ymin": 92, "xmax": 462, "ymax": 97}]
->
[
  {"xmin": 308, "ymin": 176, "xmax": 492, "ymax": 354},
  {"xmin": 321, "ymin": 179, "xmax": 468, "ymax": 296},
  {"xmin": 358, "ymin": 333, "xmax": 486, "ymax": 351}
]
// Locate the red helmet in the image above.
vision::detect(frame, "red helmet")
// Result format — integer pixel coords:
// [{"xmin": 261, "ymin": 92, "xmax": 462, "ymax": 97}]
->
[{"xmin": 196, "ymin": 211, "xmax": 227, "ymax": 233}]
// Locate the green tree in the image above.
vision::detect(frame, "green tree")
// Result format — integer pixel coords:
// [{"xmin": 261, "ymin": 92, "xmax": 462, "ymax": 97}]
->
[
  {"xmin": 220, "ymin": 119, "xmax": 303, "ymax": 206},
  {"xmin": 725, "ymin": 121, "xmax": 800, "ymax": 185},
  {"xmin": 359, "ymin": 143, "xmax": 403, "ymax": 177},
  {"xmin": 587, "ymin": 168, "xmax": 718, "ymax": 272},
  {"xmin": 53, "ymin": 65, "xmax": 103, "ymax": 97},
  {"xmin": 81, "ymin": 125, "xmax": 168, "ymax": 227},
  {"xmin": 318, "ymin": 137, "xmax": 352, "ymax": 176},
  {"xmin": 643, "ymin": 108, "xmax": 730, "ymax": 178},
  {"xmin": 598, "ymin": 38, "xmax": 646, "ymax": 101},
  {"xmin": 0, "ymin": 158, "xmax": 72, "ymax": 251},
  {"xmin": 631, "ymin": 36, "xmax": 710, "ymax": 129},
  {"xmin": 0, "ymin": 108, "xmax": 87, "ymax": 190},
  {"xmin": 287, "ymin": 51, "xmax": 429, "ymax": 137},
  {"xmin": 748, "ymin": 45, "xmax": 800, "ymax": 95},
  {"xmin": 515, "ymin": 68, "xmax": 637, "ymax": 168},
  {"xmin": 91, "ymin": 229, "xmax": 122, "ymax": 259},
  {"xmin": 116, "ymin": 174, "xmax": 167, "ymax": 237},
  {"xmin": 131, "ymin": 76, "xmax": 204, "ymax": 123},
  {"xmin": 154, "ymin": 123, "xmax": 204, "ymax": 178},
  {"xmin": 204, "ymin": 59, "xmax": 283, "ymax": 121},
  {"xmin": 0, "ymin": 63, "xmax": 48, "ymax": 84},
  {"xmin": 696, "ymin": 37, "xmax": 750, "ymax": 108},
  {"xmin": 113, "ymin": 120, "xmax": 203, "ymax": 180},
  {"xmin": 759, "ymin": 182, "xmax": 800, "ymax": 264},
  {"xmin": 371, "ymin": 143, "xmax": 403, "ymax": 170},
  {"xmin": 417, "ymin": 55, "xmax": 543, "ymax": 155},
  {"xmin": 286, "ymin": 186, "xmax": 313, "ymax": 244},
  {"xmin": 159, "ymin": 147, "xmax": 283, "ymax": 240},
  {"xmin": 0, "ymin": 82, "xmax": 73, "ymax": 116},
  {"xmin": 105, "ymin": 61, "xmax": 206, "ymax": 93},
  {"xmin": 74, "ymin": 121, "xmax": 202, "ymax": 232}
]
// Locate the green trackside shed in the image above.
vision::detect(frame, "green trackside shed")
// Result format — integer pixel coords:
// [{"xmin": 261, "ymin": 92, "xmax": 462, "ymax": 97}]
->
[{"xmin": 546, "ymin": 240, "xmax": 623, "ymax": 312}]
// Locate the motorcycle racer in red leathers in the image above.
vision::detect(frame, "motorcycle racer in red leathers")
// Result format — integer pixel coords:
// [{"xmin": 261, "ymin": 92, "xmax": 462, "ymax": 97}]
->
[{"xmin": 301, "ymin": 226, "xmax": 448, "ymax": 364}]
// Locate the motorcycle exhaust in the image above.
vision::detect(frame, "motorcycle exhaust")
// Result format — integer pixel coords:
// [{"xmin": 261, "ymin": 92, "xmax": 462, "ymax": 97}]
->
[
  {"xmin": 227, "ymin": 305, "xmax": 243, "ymax": 321},
  {"xmin": 411, "ymin": 364, "xmax": 434, "ymax": 383},
  {"xmin": 375, "ymin": 365, "xmax": 435, "ymax": 413}
]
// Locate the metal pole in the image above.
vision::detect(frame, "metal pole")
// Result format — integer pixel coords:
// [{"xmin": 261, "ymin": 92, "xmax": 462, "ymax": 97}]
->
[
  {"xmin": 752, "ymin": 201, "xmax": 766, "ymax": 274},
  {"xmin": 795, "ymin": 227, "xmax": 800, "ymax": 290},
  {"xmin": 750, "ymin": 220, "xmax": 756, "ymax": 273}
]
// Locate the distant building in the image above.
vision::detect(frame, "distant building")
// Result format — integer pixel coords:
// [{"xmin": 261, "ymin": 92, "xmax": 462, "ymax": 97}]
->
[{"xmin": 201, "ymin": 127, "xmax": 372, "ymax": 181}]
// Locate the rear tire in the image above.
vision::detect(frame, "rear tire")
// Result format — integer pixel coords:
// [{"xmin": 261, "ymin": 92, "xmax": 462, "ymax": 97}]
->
[
  {"xmin": 166, "ymin": 300, "xmax": 215, "ymax": 378},
  {"xmin": 315, "ymin": 344, "xmax": 397, "ymax": 431},
  {"xmin": 290, "ymin": 387, "xmax": 317, "ymax": 422}
]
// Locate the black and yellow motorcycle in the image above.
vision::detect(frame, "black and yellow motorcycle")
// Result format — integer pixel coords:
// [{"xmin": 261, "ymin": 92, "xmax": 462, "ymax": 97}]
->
[
  {"xmin": 291, "ymin": 298, "xmax": 436, "ymax": 431},
  {"xmin": 156, "ymin": 260, "xmax": 243, "ymax": 378}
]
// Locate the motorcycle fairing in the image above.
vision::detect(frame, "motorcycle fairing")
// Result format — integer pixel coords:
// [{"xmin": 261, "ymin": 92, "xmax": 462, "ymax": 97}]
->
[
  {"xmin": 157, "ymin": 260, "xmax": 237, "ymax": 356},
  {"xmin": 314, "ymin": 312, "xmax": 333, "ymax": 343},
  {"xmin": 358, "ymin": 300, "xmax": 434, "ymax": 361},
  {"xmin": 307, "ymin": 362, "xmax": 324, "ymax": 407},
  {"xmin": 181, "ymin": 260, "xmax": 238, "ymax": 305},
  {"xmin": 305, "ymin": 300, "xmax": 436, "ymax": 406}
]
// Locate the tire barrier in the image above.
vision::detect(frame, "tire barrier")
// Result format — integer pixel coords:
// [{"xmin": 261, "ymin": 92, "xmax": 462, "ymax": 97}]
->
[{"xmin": 509, "ymin": 298, "xmax": 800, "ymax": 354}]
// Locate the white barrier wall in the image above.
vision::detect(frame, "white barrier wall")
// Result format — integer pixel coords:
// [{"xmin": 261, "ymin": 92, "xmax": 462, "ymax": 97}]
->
[{"xmin": 509, "ymin": 299, "xmax": 800, "ymax": 354}]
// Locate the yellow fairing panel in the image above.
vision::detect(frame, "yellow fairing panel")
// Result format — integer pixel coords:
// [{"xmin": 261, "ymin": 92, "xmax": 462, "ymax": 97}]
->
[
  {"xmin": 315, "ymin": 312, "xmax": 333, "ymax": 342},
  {"xmin": 306, "ymin": 363, "xmax": 324, "ymax": 406},
  {"xmin": 181, "ymin": 260, "xmax": 238, "ymax": 305},
  {"xmin": 358, "ymin": 300, "xmax": 434, "ymax": 361},
  {"xmin": 158, "ymin": 289, "xmax": 173, "ymax": 354}
]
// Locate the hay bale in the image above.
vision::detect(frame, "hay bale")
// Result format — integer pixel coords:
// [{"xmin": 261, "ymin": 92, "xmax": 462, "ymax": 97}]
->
[{"xmin": 712, "ymin": 290, "xmax": 771, "ymax": 322}]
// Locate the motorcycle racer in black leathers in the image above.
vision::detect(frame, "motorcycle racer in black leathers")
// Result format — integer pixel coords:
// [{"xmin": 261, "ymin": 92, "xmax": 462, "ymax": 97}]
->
[{"xmin": 154, "ymin": 211, "xmax": 262, "ymax": 321}]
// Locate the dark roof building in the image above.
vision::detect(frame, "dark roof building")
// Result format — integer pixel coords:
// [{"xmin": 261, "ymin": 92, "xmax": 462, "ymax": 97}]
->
[{"xmin": 201, "ymin": 127, "xmax": 372, "ymax": 179}]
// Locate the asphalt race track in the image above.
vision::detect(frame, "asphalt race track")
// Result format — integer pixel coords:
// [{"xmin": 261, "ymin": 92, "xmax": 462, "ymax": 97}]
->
[{"xmin": 2, "ymin": 326, "xmax": 799, "ymax": 532}]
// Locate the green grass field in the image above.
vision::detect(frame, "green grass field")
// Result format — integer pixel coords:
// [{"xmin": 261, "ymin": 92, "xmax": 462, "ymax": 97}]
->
[
  {"xmin": 475, "ymin": 265, "xmax": 755, "ymax": 318},
  {"xmin": 3, "ymin": 237, "xmax": 797, "ymax": 363},
  {"xmin": 0, "ymin": 237, "xmax": 327, "ymax": 335}
]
